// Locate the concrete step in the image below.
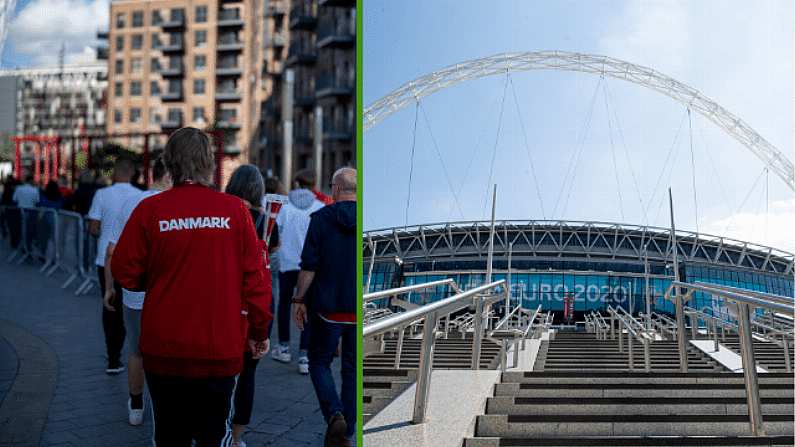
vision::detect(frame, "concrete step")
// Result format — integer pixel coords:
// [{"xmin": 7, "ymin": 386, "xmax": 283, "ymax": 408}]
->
[
  {"xmin": 473, "ymin": 414, "xmax": 794, "ymax": 437},
  {"xmin": 463, "ymin": 435, "xmax": 795, "ymax": 446},
  {"xmin": 493, "ymin": 383, "xmax": 794, "ymax": 399},
  {"xmin": 501, "ymin": 371, "xmax": 795, "ymax": 385},
  {"xmin": 485, "ymin": 396, "xmax": 794, "ymax": 415}
]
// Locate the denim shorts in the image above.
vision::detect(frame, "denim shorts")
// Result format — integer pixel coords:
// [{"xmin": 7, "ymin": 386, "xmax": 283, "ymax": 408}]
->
[{"xmin": 124, "ymin": 306, "xmax": 142, "ymax": 355}]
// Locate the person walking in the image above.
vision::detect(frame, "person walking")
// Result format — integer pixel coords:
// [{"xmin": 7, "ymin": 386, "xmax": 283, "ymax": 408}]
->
[
  {"xmin": 104, "ymin": 157, "xmax": 171, "ymax": 425},
  {"xmin": 11, "ymin": 174, "xmax": 39, "ymax": 208},
  {"xmin": 224, "ymin": 164, "xmax": 272, "ymax": 447},
  {"xmin": 87, "ymin": 157, "xmax": 140, "ymax": 374},
  {"xmin": 111, "ymin": 128, "xmax": 272, "ymax": 446},
  {"xmin": 272, "ymin": 170, "xmax": 324, "ymax": 374},
  {"xmin": 292, "ymin": 167, "xmax": 357, "ymax": 447}
]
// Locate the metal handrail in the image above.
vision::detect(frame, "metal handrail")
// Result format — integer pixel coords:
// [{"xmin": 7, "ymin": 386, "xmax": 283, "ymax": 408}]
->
[
  {"xmin": 493, "ymin": 303, "xmax": 523, "ymax": 331},
  {"xmin": 607, "ymin": 305, "xmax": 652, "ymax": 372},
  {"xmin": 363, "ymin": 280, "xmax": 506, "ymax": 424},
  {"xmin": 670, "ymin": 281, "xmax": 795, "ymax": 436},
  {"xmin": 363, "ymin": 278, "xmax": 458, "ymax": 303},
  {"xmin": 695, "ymin": 282, "xmax": 795, "ymax": 307}
]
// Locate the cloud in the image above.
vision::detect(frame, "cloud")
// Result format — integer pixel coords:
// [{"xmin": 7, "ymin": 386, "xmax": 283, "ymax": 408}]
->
[
  {"xmin": 7, "ymin": 0, "xmax": 108, "ymax": 67},
  {"xmin": 701, "ymin": 197, "xmax": 795, "ymax": 254},
  {"xmin": 598, "ymin": 1, "xmax": 691, "ymax": 76}
]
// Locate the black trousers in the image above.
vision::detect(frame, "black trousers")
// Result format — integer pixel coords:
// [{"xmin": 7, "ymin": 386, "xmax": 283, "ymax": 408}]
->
[
  {"xmin": 97, "ymin": 266, "xmax": 125, "ymax": 365},
  {"xmin": 232, "ymin": 351, "xmax": 260, "ymax": 426},
  {"xmin": 277, "ymin": 270, "xmax": 310, "ymax": 350},
  {"xmin": 146, "ymin": 372, "xmax": 237, "ymax": 447}
]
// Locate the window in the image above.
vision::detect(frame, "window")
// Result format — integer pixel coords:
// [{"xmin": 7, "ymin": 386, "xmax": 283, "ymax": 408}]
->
[
  {"xmin": 115, "ymin": 36, "xmax": 124, "ymax": 51},
  {"xmin": 170, "ymin": 8, "xmax": 185, "ymax": 22},
  {"xmin": 130, "ymin": 108, "xmax": 141, "ymax": 123},
  {"xmin": 151, "ymin": 10, "xmax": 162, "ymax": 25},
  {"xmin": 131, "ymin": 58, "xmax": 142, "ymax": 73},
  {"xmin": 192, "ymin": 106, "xmax": 205, "ymax": 122},
  {"xmin": 114, "ymin": 59, "xmax": 124, "ymax": 74},
  {"xmin": 150, "ymin": 108, "xmax": 161, "ymax": 124},
  {"xmin": 195, "ymin": 30, "xmax": 207, "ymax": 47},
  {"xmin": 194, "ymin": 55, "xmax": 206, "ymax": 70},
  {"xmin": 195, "ymin": 5, "xmax": 208, "ymax": 23},
  {"xmin": 167, "ymin": 79, "xmax": 182, "ymax": 94},
  {"xmin": 114, "ymin": 109, "xmax": 122, "ymax": 123},
  {"xmin": 130, "ymin": 81, "xmax": 142, "ymax": 96},
  {"xmin": 151, "ymin": 33, "xmax": 162, "ymax": 49},
  {"xmin": 131, "ymin": 34, "xmax": 143, "ymax": 50},
  {"xmin": 115, "ymin": 12, "xmax": 125, "ymax": 28},
  {"xmin": 193, "ymin": 79, "xmax": 205, "ymax": 94},
  {"xmin": 150, "ymin": 58, "xmax": 161, "ymax": 73},
  {"xmin": 114, "ymin": 82, "xmax": 123, "ymax": 96},
  {"xmin": 150, "ymin": 81, "xmax": 160, "ymax": 96},
  {"xmin": 167, "ymin": 107, "xmax": 182, "ymax": 122},
  {"xmin": 132, "ymin": 11, "xmax": 144, "ymax": 27}
]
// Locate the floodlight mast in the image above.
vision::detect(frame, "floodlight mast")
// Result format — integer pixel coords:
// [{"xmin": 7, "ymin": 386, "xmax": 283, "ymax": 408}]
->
[{"xmin": 364, "ymin": 51, "xmax": 794, "ymax": 191}]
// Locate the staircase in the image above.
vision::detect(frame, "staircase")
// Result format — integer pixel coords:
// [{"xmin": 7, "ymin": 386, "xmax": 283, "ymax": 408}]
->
[
  {"xmin": 721, "ymin": 335, "xmax": 794, "ymax": 372},
  {"xmin": 534, "ymin": 331, "xmax": 724, "ymax": 372},
  {"xmin": 363, "ymin": 334, "xmax": 502, "ymax": 423},
  {"xmin": 464, "ymin": 371, "xmax": 795, "ymax": 446},
  {"xmin": 464, "ymin": 330, "xmax": 794, "ymax": 446}
]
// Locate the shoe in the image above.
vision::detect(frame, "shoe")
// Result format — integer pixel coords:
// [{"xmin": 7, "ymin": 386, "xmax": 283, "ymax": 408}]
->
[
  {"xmin": 324, "ymin": 412, "xmax": 347, "ymax": 447},
  {"xmin": 230, "ymin": 440, "xmax": 247, "ymax": 447},
  {"xmin": 128, "ymin": 398, "xmax": 144, "ymax": 426},
  {"xmin": 298, "ymin": 356, "xmax": 309, "ymax": 375},
  {"xmin": 106, "ymin": 362, "xmax": 125, "ymax": 375},
  {"xmin": 271, "ymin": 344, "xmax": 291, "ymax": 363}
]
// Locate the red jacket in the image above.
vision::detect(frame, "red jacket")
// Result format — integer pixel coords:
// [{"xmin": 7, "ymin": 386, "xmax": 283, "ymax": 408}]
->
[{"xmin": 112, "ymin": 183, "xmax": 272, "ymax": 377}]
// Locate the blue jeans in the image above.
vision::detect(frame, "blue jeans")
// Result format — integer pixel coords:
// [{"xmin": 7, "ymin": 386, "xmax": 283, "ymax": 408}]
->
[{"xmin": 308, "ymin": 314, "xmax": 355, "ymax": 437}]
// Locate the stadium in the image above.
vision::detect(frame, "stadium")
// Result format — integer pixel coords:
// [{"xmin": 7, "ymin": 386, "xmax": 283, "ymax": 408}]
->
[{"xmin": 364, "ymin": 220, "xmax": 794, "ymax": 322}]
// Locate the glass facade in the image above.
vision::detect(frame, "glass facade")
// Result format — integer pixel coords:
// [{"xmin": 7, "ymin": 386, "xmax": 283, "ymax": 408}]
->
[{"xmin": 365, "ymin": 259, "xmax": 794, "ymax": 318}]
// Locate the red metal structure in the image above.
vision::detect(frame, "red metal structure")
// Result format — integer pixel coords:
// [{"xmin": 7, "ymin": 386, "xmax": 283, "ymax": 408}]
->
[{"xmin": 12, "ymin": 130, "xmax": 227, "ymax": 188}]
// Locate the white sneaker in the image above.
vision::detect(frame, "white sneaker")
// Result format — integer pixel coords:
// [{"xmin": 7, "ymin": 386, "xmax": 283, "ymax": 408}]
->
[
  {"xmin": 128, "ymin": 398, "xmax": 144, "ymax": 426},
  {"xmin": 298, "ymin": 356, "xmax": 309, "ymax": 375},
  {"xmin": 271, "ymin": 345, "xmax": 291, "ymax": 363}
]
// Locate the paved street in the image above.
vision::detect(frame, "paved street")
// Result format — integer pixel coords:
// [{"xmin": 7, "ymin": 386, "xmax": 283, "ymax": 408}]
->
[{"xmin": 0, "ymin": 243, "xmax": 335, "ymax": 446}]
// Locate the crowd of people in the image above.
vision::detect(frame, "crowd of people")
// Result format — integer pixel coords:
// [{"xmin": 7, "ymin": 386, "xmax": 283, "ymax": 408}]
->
[{"xmin": 1, "ymin": 127, "xmax": 357, "ymax": 447}]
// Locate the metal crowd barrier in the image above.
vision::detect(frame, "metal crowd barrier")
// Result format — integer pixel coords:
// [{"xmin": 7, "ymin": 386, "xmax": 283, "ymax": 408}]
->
[
  {"xmin": 363, "ymin": 280, "xmax": 506, "ymax": 424},
  {"xmin": 666, "ymin": 281, "xmax": 795, "ymax": 436},
  {"xmin": 0, "ymin": 206, "xmax": 99, "ymax": 296}
]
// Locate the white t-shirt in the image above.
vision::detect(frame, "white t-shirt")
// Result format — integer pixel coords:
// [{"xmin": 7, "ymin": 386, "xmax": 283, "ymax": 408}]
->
[
  {"xmin": 109, "ymin": 189, "xmax": 161, "ymax": 310},
  {"xmin": 87, "ymin": 182, "xmax": 141, "ymax": 267},
  {"xmin": 12, "ymin": 184, "xmax": 40, "ymax": 208}
]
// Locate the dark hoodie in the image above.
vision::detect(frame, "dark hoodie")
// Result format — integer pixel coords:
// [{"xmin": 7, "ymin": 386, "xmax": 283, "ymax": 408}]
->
[{"xmin": 299, "ymin": 200, "xmax": 356, "ymax": 318}]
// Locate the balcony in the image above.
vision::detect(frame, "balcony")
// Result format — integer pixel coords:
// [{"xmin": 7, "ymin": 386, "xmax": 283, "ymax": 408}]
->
[
  {"xmin": 161, "ymin": 113, "xmax": 183, "ymax": 129},
  {"xmin": 218, "ymin": 9, "xmax": 244, "ymax": 27},
  {"xmin": 161, "ymin": 14, "xmax": 185, "ymax": 29},
  {"xmin": 318, "ymin": 0, "xmax": 355, "ymax": 6},
  {"xmin": 160, "ymin": 62, "xmax": 184, "ymax": 77},
  {"xmin": 294, "ymin": 91, "xmax": 315, "ymax": 108},
  {"xmin": 161, "ymin": 36, "xmax": 184, "ymax": 53},
  {"xmin": 267, "ymin": 32, "xmax": 286, "ymax": 48},
  {"xmin": 215, "ymin": 116, "xmax": 241, "ymax": 129},
  {"xmin": 286, "ymin": 46, "xmax": 317, "ymax": 66},
  {"xmin": 267, "ymin": 3, "xmax": 287, "ymax": 16},
  {"xmin": 315, "ymin": 74, "xmax": 354, "ymax": 99},
  {"xmin": 161, "ymin": 87, "xmax": 183, "ymax": 102},
  {"xmin": 323, "ymin": 127, "xmax": 353, "ymax": 141},
  {"xmin": 317, "ymin": 20, "xmax": 354, "ymax": 48},
  {"xmin": 215, "ymin": 89, "xmax": 241, "ymax": 101},
  {"xmin": 216, "ymin": 65, "xmax": 242, "ymax": 76},
  {"xmin": 217, "ymin": 35, "xmax": 244, "ymax": 52},
  {"xmin": 289, "ymin": 6, "xmax": 317, "ymax": 30}
]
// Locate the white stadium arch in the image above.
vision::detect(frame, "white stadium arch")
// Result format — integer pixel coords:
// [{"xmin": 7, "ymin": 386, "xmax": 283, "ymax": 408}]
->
[{"xmin": 364, "ymin": 51, "xmax": 794, "ymax": 191}]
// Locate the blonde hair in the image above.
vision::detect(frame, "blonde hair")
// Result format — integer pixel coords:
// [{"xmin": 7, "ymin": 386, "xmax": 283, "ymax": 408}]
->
[{"xmin": 163, "ymin": 127, "xmax": 215, "ymax": 186}]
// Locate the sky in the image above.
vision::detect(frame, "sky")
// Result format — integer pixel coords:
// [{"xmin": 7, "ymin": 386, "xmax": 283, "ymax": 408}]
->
[
  {"xmin": 363, "ymin": 0, "xmax": 795, "ymax": 254},
  {"xmin": 1, "ymin": 0, "xmax": 108, "ymax": 68}
]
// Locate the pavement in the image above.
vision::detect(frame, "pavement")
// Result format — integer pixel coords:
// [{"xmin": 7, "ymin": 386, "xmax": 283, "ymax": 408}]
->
[{"xmin": 0, "ymin": 245, "xmax": 338, "ymax": 446}]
